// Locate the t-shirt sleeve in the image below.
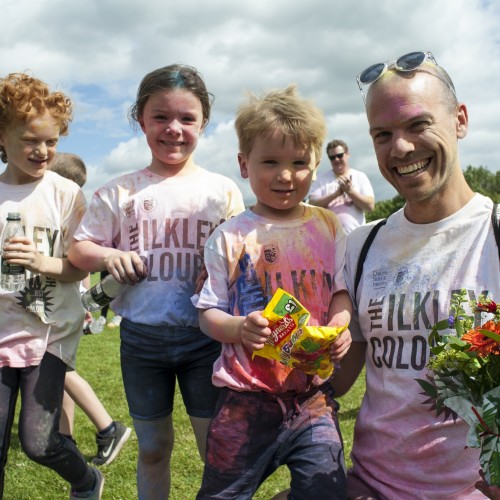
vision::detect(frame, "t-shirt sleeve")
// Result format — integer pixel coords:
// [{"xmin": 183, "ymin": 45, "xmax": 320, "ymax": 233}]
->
[
  {"xmin": 191, "ymin": 228, "xmax": 231, "ymax": 311},
  {"xmin": 330, "ymin": 211, "xmax": 348, "ymax": 294},
  {"xmin": 225, "ymin": 180, "xmax": 246, "ymax": 219},
  {"xmin": 73, "ymin": 189, "xmax": 118, "ymax": 247}
]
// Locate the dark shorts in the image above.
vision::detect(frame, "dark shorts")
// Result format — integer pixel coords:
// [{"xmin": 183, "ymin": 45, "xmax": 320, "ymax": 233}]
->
[
  {"xmin": 120, "ymin": 318, "xmax": 221, "ymax": 420},
  {"xmin": 197, "ymin": 384, "xmax": 346, "ymax": 499}
]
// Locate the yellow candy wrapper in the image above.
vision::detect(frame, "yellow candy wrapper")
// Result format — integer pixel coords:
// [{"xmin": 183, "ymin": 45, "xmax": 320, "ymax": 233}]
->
[{"xmin": 254, "ymin": 288, "xmax": 347, "ymax": 379}]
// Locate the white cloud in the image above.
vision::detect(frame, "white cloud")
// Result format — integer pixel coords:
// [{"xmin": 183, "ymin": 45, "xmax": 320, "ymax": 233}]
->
[{"xmin": 1, "ymin": 0, "xmax": 499, "ymax": 205}]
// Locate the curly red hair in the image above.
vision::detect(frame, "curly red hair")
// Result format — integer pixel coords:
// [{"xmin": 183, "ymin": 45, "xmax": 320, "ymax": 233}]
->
[{"xmin": 0, "ymin": 72, "xmax": 73, "ymax": 163}]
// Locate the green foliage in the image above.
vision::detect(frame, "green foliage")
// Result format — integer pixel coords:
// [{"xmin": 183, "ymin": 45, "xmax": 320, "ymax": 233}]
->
[
  {"xmin": 366, "ymin": 165, "xmax": 500, "ymax": 221},
  {"xmin": 463, "ymin": 165, "xmax": 500, "ymax": 203},
  {"xmin": 366, "ymin": 194, "xmax": 405, "ymax": 222},
  {"xmin": 4, "ymin": 313, "xmax": 366, "ymax": 499}
]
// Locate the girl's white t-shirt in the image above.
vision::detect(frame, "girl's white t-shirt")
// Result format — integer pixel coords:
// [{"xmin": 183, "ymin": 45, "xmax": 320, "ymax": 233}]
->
[{"xmin": 74, "ymin": 166, "xmax": 245, "ymax": 327}]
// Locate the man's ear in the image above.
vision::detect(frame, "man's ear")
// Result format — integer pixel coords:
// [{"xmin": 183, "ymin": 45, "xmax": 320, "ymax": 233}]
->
[
  {"xmin": 238, "ymin": 153, "xmax": 249, "ymax": 179},
  {"xmin": 456, "ymin": 103, "xmax": 468, "ymax": 139}
]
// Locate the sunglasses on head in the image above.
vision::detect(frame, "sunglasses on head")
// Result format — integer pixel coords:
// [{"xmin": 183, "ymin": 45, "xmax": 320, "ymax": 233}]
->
[
  {"xmin": 328, "ymin": 152, "xmax": 345, "ymax": 161},
  {"xmin": 356, "ymin": 51, "xmax": 456, "ymax": 104}
]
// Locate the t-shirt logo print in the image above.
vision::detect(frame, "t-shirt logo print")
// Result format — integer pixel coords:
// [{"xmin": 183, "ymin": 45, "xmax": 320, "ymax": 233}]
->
[
  {"xmin": 122, "ymin": 200, "xmax": 135, "ymax": 219},
  {"xmin": 143, "ymin": 198, "xmax": 157, "ymax": 211},
  {"xmin": 263, "ymin": 244, "xmax": 279, "ymax": 263}
]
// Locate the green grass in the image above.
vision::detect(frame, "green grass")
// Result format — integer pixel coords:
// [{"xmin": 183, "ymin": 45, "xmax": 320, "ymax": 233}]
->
[{"xmin": 4, "ymin": 313, "xmax": 366, "ymax": 499}]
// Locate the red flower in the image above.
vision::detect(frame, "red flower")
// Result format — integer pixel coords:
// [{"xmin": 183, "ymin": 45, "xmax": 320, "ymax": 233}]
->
[
  {"xmin": 475, "ymin": 300, "xmax": 498, "ymax": 314},
  {"xmin": 462, "ymin": 320, "xmax": 500, "ymax": 357}
]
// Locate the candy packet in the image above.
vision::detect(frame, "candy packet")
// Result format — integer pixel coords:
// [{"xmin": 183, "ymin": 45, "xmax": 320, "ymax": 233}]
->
[{"xmin": 253, "ymin": 288, "xmax": 347, "ymax": 378}]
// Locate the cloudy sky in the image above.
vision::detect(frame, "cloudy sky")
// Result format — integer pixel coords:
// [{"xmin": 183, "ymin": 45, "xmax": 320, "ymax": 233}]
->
[{"xmin": 2, "ymin": 0, "xmax": 499, "ymax": 204}]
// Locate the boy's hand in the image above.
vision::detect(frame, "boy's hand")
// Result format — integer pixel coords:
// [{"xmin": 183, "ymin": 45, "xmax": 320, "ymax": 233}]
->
[
  {"xmin": 239, "ymin": 310, "xmax": 271, "ymax": 351},
  {"xmin": 104, "ymin": 250, "xmax": 147, "ymax": 284},
  {"xmin": 329, "ymin": 328, "xmax": 352, "ymax": 363},
  {"xmin": 2, "ymin": 236, "xmax": 43, "ymax": 272}
]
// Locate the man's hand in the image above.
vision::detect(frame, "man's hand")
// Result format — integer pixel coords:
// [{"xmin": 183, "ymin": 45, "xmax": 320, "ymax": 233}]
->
[
  {"xmin": 329, "ymin": 329, "xmax": 352, "ymax": 363},
  {"xmin": 476, "ymin": 470, "xmax": 500, "ymax": 499}
]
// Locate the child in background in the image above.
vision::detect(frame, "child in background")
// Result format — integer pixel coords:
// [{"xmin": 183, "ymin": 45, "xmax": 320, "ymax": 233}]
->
[
  {"xmin": 0, "ymin": 74, "xmax": 103, "ymax": 499},
  {"xmin": 50, "ymin": 152, "xmax": 131, "ymax": 466},
  {"xmin": 68, "ymin": 64, "xmax": 245, "ymax": 498},
  {"xmin": 193, "ymin": 84, "xmax": 351, "ymax": 499}
]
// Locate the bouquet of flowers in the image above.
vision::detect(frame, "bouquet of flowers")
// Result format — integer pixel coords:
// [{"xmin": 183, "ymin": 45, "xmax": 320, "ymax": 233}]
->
[{"xmin": 417, "ymin": 289, "xmax": 500, "ymax": 486}]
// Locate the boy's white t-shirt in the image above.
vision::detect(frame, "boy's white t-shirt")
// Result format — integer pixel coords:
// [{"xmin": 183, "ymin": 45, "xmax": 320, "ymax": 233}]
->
[
  {"xmin": 193, "ymin": 205, "xmax": 347, "ymax": 393},
  {"xmin": 74, "ymin": 166, "xmax": 245, "ymax": 327},
  {"xmin": 0, "ymin": 171, "xmax": 87, "ymax": 368},
  {"xmin": 344, "ymin": 193, "xmax": 495, "ymax": 499}
]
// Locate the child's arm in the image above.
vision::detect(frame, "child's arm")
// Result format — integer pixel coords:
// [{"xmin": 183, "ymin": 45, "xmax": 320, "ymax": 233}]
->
[
  {"xmin": 199, "ymin": 307, "xmax": 271, "ymax": 352},
  {"xmin": 328, "ymin": 290, "xmax": 352, "ymax": 362},
  {"xmin": 69, "ymin": 240, "xmax": 147, "ymax": 284},
  {"xmin": 3, "ymin": 236, "xmax": 87, "ymax": 282},
  {"xmin": 330, "ymin": 341, "xmax": 366, "ymax": 397}
]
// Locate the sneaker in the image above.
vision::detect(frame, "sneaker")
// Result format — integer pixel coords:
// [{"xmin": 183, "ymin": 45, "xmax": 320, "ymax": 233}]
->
[
  {"xmin": 106, "ymin": 315, "xmax": 122, "ymax": 329},
  {"xmin": 91, "ymin": 421, "xmax": 132, "ymax": 466},
  {"xmin": 70, "ymin": 467, "xmax": 104, "ymax": 499}
]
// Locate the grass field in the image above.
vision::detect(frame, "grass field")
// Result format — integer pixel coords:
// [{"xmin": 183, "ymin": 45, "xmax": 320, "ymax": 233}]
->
[{"xmin": 4, "ymin": 312, "xmax": 366, "ymax": 499}]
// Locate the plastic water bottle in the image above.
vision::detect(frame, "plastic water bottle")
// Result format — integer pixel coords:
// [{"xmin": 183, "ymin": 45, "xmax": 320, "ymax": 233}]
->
[
  {"xmin": 0, "ymin": 212, "xmax": 25, "ymax": 292},
  {"xmin": 83, "ymin": 316, "xmax": 107, "ymax": 335},
  {"xmin": 81, "ymin": 274, "xmax": 128, "ymax": 312}
]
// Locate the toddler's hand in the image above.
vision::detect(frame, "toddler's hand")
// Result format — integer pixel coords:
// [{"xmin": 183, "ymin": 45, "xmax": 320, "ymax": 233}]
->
[
  {"xmin": 105, "ymin": 250, "xmax": 147, "ymax": 284},
  {"xmin": 240, "ymin": 310, "xmax": 271, "ymax": 352}
]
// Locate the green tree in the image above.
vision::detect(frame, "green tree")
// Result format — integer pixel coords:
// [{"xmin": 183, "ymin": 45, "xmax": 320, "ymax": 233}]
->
[
  {"xmin": 367, "ymin": 194, "xmax": 405, "ymax": 221},
  {"xmin": 463, "ymin": 165, "xmax": 500, "ymax": 203},
  {"xmin": 367, "ymin": 165, "xmax": 499, "ymax": 221}
]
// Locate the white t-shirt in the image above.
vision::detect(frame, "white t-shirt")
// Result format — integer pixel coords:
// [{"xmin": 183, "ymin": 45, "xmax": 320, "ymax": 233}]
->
[
  {"xmin": 309, "ymin": 168, "xmax": 374, "ymax": 233},
  {"xmin": 74, "ymin": 166, "xmax": 245, "ymax": 327},
  {"xmin": 344, "ymin": 193, "xmax": 494, "ymax": 499},
  {"xmin": 0, "ymin": 171, "xmax": 87, "ymax": 368},
  {"xmin": 193, "ymin": 205, "xmax": 347, "ymax": 393}
]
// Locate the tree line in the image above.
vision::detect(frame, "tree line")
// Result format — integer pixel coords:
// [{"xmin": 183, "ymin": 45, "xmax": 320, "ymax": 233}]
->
[{"xmin": 366, "ymin": 165, "xmax": 499, "ymax": 222}]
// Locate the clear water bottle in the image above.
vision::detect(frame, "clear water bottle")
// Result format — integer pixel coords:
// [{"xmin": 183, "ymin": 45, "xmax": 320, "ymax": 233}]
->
[
  {"xmin": 83, "ymin": 316, "xmax": 106, "ymax": 335},
  {"xmin": 81, "ymin": 274, "xmax": 128, "ymax": 312},
  {"xmin": 0, "ymin": 212, "xmax": 25, "ymax": 292}
]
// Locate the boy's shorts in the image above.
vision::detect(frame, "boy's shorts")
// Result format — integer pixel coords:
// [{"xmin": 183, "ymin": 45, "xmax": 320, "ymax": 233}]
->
[
  {"xmin": 120, "ymin": 318, "xmax": 221, "ymax": 420},
  {"xmin": 197, "ymin": 383, "xmax": 346, "ymax": 500}
]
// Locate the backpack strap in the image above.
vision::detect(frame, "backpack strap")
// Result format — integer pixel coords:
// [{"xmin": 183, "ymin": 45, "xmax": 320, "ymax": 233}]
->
[
  {"xmin": 492, "ymin": 203, "xmax": 500, "ymax": 261},
  {"xmin": 354, "ymin": 218, "xmax": 387, "ymax": 302},
  {"xmin": 353, "ymin": 203, "xmax": 500, "ymax": 306}
]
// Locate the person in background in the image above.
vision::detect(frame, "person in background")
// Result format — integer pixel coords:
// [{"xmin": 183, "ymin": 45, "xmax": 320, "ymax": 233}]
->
[
  {"xmin": 308, "ymin": 139, "xmax": 375, "ymax": 233},
  {"xmin": 333, "ymin": 50, "xmax": 497, "ymax": 499},
  {"xmin": 193, "ymin": 84, "xmax": 352, "ymax": 499},
  {"xmin": 0, "ymin": 73, "xmax": 103, "ymax": 499},
  {"xmin": 50, "ymin": 152, "xmax": 131, "ymax": 467},
  {"xmin": 68, "ymin": 64, "xmax": 245, "ymax": 499}
]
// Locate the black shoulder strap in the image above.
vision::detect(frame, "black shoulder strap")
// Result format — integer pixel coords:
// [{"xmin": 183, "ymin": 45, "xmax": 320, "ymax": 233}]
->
[
  {"xmin": 492, "ymin": 203, "xmax": 500, "ymax": 261},
  {"xmin": 354, "ymin": 218, "xmax": 387, "ymax": 301},
  {"xmin": 353, "ymin": 204, "xmax": 500, "ymax": 304}
]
